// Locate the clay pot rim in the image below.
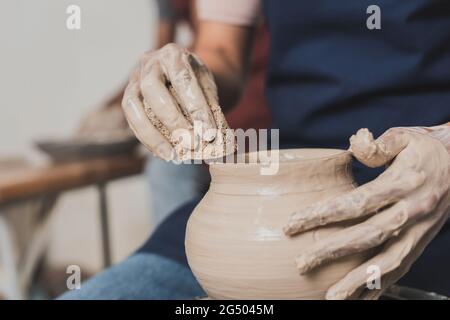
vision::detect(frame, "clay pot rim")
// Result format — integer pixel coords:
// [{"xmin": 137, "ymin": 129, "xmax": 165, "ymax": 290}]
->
[{"xmin": 212, "ymin": 148, "xmax": 350, "ymax": 168}]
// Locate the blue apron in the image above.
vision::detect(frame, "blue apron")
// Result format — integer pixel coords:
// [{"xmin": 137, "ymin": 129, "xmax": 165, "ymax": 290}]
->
[
  {"xmin": 261, "ymin": 0, "xmax": 450, "ymax": 294},
  {"xmin": 262, "ymin": 0, "xmax": 450, "ymax": 150},
  {"xmin": 143, "ymin": 1, "xmax": 450, "ymax": 297}
]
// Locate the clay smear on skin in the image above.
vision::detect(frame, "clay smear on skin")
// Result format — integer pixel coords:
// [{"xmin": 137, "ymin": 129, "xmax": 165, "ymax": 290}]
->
[
  {"xmin": 293, "ymin": 128, "xmax": 450, "ymax": 299},
  {"xmin": 143, "ymin": 61, "xmax": 236, "ymax": 161}
]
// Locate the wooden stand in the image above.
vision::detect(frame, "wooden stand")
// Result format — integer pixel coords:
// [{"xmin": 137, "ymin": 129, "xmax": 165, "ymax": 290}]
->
[{"xmin": 0, "ymin": 155, "xmax": 145, "ymax": 299}]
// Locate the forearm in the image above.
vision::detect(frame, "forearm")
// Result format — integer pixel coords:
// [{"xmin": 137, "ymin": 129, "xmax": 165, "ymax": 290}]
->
[
  {"xmin": 193, "ymin": 22, "xmax": 254, "ymax": 110},
  {"xmin": 430, "ymin": 123, "xmax": 450, "ymax": 154},
  {"xmin": 157, "ymin": 21, "xmax": 175, "ymax": 49},
  {"xmin": 407, "ymin": 123, "xmax": 450, "ymax": 154},
  {"xmin": 193, "ymin": 46, "xmax": 244, "ymax": 109}
]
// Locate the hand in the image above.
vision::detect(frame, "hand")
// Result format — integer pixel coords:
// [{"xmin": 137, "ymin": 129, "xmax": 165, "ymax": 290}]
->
[
  {"xmin": 121, "ymin": 43, "xmax": 234, "ymax": 161},
  {"xmin": 76, "ymin": 104, "xmax": 133, "ymax": 143},
  {"xmin": 284, "ymin": 125, "xmax": 450, "ymax": 299}
]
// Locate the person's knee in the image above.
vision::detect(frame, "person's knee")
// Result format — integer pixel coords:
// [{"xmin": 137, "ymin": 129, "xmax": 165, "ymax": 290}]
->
[{"xmin": 58, "ymin": 253, "xmax": 204, "ymax": 300}]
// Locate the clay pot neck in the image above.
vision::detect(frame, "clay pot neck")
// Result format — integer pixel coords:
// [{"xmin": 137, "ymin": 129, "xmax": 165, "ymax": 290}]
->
[{"xmin": 209, "ymin": 149, "xmax": 354, "ymax": 195}]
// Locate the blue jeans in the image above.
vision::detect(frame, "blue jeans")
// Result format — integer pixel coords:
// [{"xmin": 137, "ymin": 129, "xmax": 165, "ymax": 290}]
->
[
  {"xmin": 58, "ymin": 253, "xmax": 204, "ymax": 300},
  {"xmin": 146, "ymin": 158, "xmax": 209, "ymax": 226},
  {"xmin": 59, "ymin": 199, "xmax": 204, "ymax": 300}
]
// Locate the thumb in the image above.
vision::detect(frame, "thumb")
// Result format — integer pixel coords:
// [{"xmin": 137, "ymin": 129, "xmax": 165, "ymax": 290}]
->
[{"xmin": 349, "ymin": 128, "xmax": 409, "ymax": 168}]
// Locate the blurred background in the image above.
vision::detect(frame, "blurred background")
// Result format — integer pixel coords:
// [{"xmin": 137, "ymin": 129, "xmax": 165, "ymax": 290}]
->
[
  {"xmin": 0, "ymin": 0, "xmax": 270, "ymax": 299},
  {"xmin": 0, "ymin": 0, "xmax": 194, "ymax": 298}
]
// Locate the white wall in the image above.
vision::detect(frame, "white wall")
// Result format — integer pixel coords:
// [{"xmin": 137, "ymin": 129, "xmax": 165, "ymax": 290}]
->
[
  {"xmin": 0, "ymin": 0, "xmax": 159, "ymax": 272},
  {"xmin": 0, "ymin": 0, "xmax": 156, "ymax": 156}
]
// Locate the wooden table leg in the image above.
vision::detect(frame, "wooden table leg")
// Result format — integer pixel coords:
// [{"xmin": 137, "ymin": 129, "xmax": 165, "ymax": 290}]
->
[
  {"xmin": 0, "ymin": 214, "xmax": 23, "ymax": 299},
  {"xmin": 97, "ymin": 183, "xmax": 112, "ymax": 268}
]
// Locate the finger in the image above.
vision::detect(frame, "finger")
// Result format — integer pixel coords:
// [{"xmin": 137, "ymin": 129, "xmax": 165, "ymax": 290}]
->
[
  {"xmin": 368, "ymin": 207, "xmax": 448, "ymax": 300},
  {"xmin": 295, "ymin": 200, "xmax": 418, "ymax": 274},
  {"xmin": 189, "ymin": 53, "xmax": 236, "ymax": 152},
  {"xmin": 349, "ymin": 128, "xmax": 409, "ymax": 168},
  {"xmin": 129, "ymin": 65, "xmax": 140, "ymax": 83},
  {"xmin": 139, "ymin": 62, "xmax": 198, "ymax": 150},
  {"xmin": 284, "ymin": 167, "xmax": 426, "ymax": 236},
  {"xmin": 189, "ymin": 53, "xmax": 219, "ymax": 107},
  {"xmin": 359, "ymin": 288, "xmax": 383, "ymax": 300},
  {"xmin": 159, "ymin": 44, "xmax": 217, "ymax": 142},
  {"xmin": 122, "ymin": 79, "xmax": 174, "ymax": 161},
  {"xmin": 325, "ymin": 206, "xmax": 447, "ymax": 300}
]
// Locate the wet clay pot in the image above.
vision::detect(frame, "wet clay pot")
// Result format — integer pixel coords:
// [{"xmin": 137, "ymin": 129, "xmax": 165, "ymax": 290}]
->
[{"xmin": 185, "ymin": 149, "xmax": 366, "ymax": 299}]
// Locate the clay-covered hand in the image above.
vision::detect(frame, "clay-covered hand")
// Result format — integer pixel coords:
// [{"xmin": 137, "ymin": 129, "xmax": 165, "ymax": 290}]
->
[
  {"xmin": 284, "ymin": 125, "xmax": 450, "ymax": 299},
  {"xmin": 121, "ymin": 43, "xmax": 230, "ymax": 161}
]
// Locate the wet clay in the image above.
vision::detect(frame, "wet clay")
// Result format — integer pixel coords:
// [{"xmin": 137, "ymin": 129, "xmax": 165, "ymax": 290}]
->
[
  {"xmin": 185, "ymin": 149, "xmax": 367, "ymax": 299},
  {"xmin": 144, "ymin": 100, "xmax": 236, "ymax": 161},
  {"xmin": 141, "ymin": 48, "xmax": 236, "ymax": 161},
  {"xmin": 122, "ymin": 44, "xmax": 237, "ymax": 161}
]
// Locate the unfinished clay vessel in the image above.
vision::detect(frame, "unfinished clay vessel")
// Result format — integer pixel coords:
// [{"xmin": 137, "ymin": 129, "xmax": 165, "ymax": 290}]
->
[{"xmin": 185, "ymin": 149, "xmax": 366, "ymax": 299}]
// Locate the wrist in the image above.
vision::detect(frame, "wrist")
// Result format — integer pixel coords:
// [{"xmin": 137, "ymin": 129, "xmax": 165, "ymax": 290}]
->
[
  {"xmin": 428, "ymin": 124, "xmax": 450, "ymax": 154},
  {"xmin": 401, "ymin": 125, "xmax": 450, "ymax": 154}
]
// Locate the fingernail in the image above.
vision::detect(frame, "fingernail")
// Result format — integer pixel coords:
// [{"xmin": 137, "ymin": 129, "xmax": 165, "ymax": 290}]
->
[
  {"xmin": 283, "ymin": 224, "xmax": 296, "ymax": 236},
  {"xmin": 325, "ymin": 291, "xmax": 343, "ymax": 300},
  {"xmin": 188, "ymin": 130, "xmax": 200, "ymax": 150},
  {"xmin": 157, "ymin": 144, "xmax": 174, "ymax": 161},
  {"xmin": 173, "ymin": 129, "xmax": 199, "ymax": 150},
  {"xmin": 282, "ymin": 225, "xmax": 291, "ymax": 236},
  {"xmin": 295, "ymin": 255, "xmax": 314, "ymax": 275},
  {"xmin": 203, "ymin": 128, "xmax": 217, "ymax": 142}
]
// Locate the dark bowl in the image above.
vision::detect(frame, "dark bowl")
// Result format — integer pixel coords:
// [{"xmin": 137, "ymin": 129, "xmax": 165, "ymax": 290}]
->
[{"xmin": 35, "ymin": 137, "xmax": 139, "ymax": 163}]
